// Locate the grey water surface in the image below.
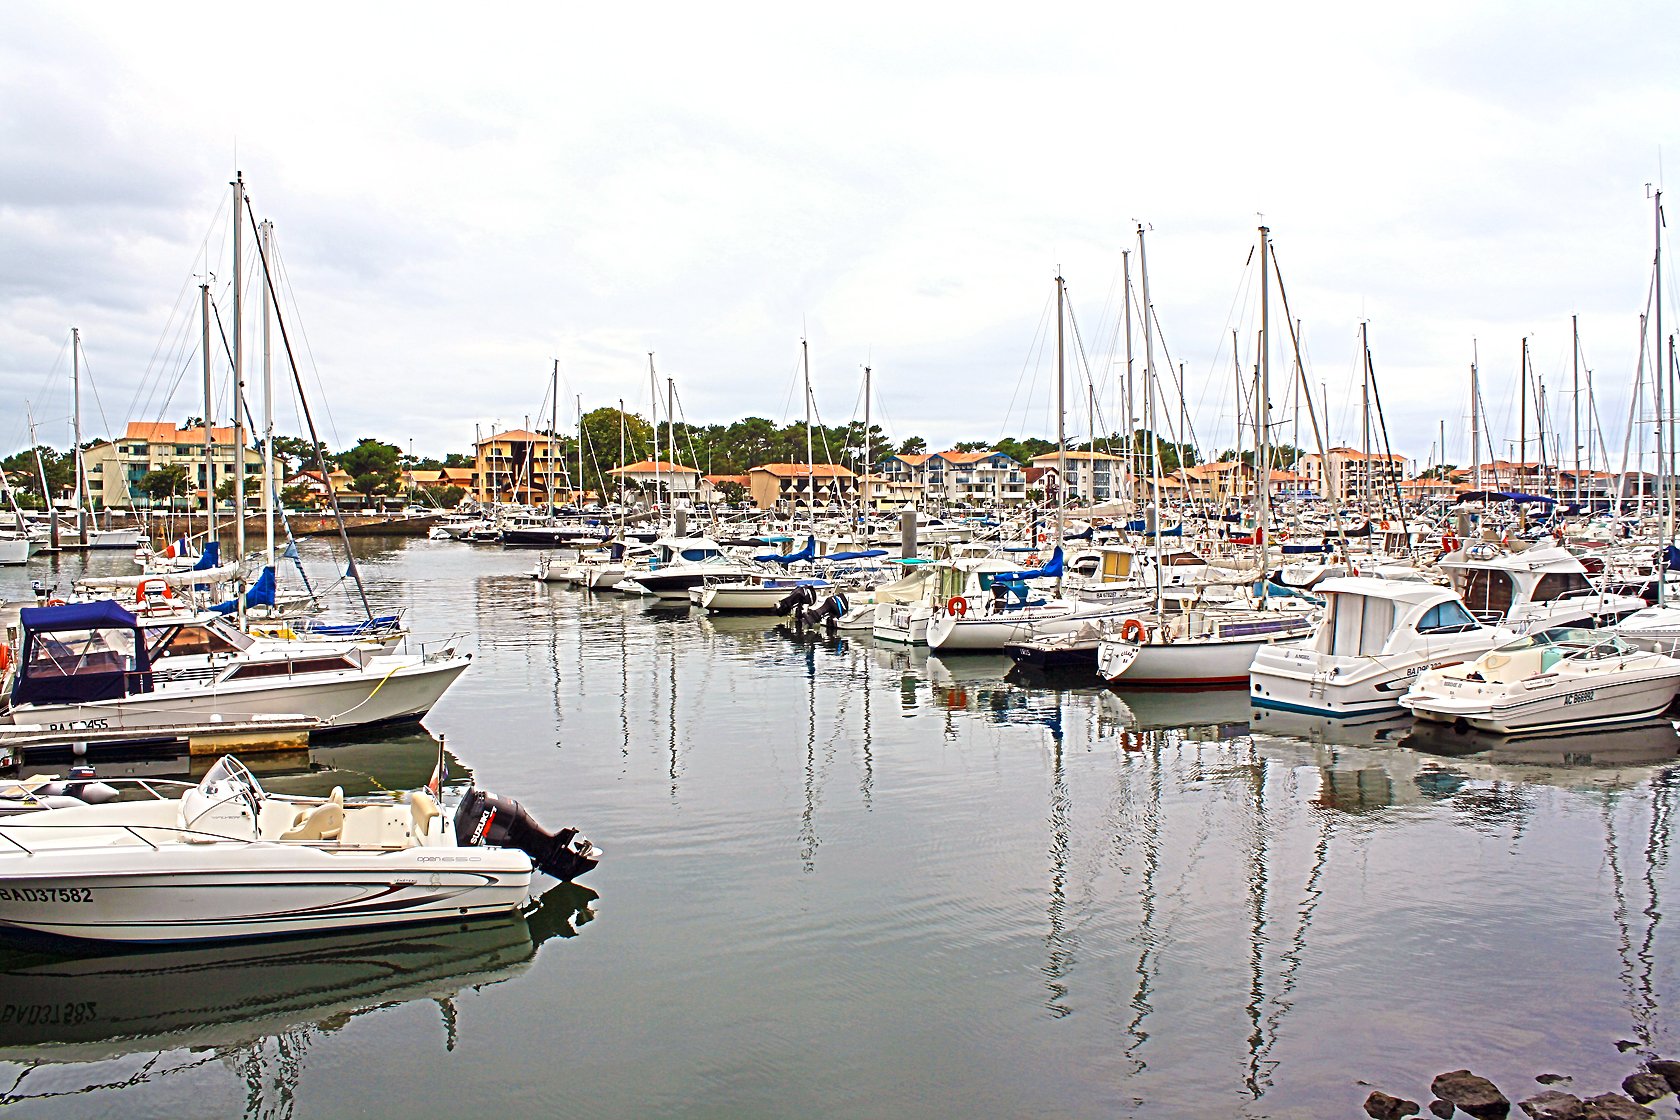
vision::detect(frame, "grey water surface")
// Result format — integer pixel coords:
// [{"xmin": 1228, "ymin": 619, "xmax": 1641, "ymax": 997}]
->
[{"xmin": 2, "ymin": 538, "xmax": 1678, "ymax": 1119}]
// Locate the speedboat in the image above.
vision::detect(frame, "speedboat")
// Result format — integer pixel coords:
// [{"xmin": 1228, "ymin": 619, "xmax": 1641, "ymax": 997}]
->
[
  {"xmin": 1400, "ymin": 627, "xmax": 1680, "ymax": 734},
  {"xmin": 0, "ymin": 599, "xmax": 470, "ymax": 734},
  {"xmin": 0, "ymin": 755, "xmax": 599, "ymax": 944},
  {"xmin": 1250, "ymin": 577, "xmax": 1514, "ymax": 718}
]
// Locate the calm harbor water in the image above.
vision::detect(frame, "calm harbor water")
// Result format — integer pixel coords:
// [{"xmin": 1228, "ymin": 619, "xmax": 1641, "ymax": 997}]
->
[{"xmin": 3, "ymin": 539, "xmax": 1680, "ymax": 1118}]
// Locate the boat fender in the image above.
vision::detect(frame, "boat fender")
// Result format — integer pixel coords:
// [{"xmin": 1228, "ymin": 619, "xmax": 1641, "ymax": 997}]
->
[
  {"xmin": 1120, "ymin": 618, "xmax": 1146, "ymax": 643},
  {"xmin": 946, "ymin": 596, "xmax": 969, "ymax": 618},
  {"xmin": 45, "ymin": 599, "xmax": 65, "ymax": 607},
  {"xmin": 0, "ymin": 645, "xmax": 8, "ymax": 671}
]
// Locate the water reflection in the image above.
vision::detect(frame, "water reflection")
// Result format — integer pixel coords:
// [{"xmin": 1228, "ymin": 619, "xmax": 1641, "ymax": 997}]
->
[{"xmin": 0, "ymin": 883, "xmax": 597, "ymax": 1116}]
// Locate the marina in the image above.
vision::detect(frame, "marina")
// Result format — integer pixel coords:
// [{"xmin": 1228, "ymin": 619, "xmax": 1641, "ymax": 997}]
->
[{"xmin": 1, "ymin": 538, "xmax": 1679, "ymax": 1117}]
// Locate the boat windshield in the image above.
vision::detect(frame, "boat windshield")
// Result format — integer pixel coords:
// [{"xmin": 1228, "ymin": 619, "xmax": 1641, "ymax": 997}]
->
[
  {"xmin": 199, "ymin": 755, "xmax": 263, "ymax": 799},
  {"xmin": 1491, "ymin": 627, "xmax": 1635, "ymax": 660}
]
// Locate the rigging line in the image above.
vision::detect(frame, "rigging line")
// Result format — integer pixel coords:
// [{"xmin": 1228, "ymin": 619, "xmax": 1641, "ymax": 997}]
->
[{"xmin": 999, "ymin": 287, "xmax": 1055, "ymax": 441}]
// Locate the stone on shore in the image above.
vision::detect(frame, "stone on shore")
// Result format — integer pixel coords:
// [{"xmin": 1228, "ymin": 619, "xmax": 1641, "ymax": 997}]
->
[
  {"xmin": 1365, "ymin": 1090, "xmax": 1421, "ymax": 1120},
  {"xmin": 1431, "ymin": 1071, "xmax": 1510, "ymax": 1120},
  {"xmin": 1517, "ymin": 1091, "xmax": 1583, "ymax": 1120},
  {"xmin": 1620, "ymin": 1073, "xmax": 1670, "ymax": 1104},
  {"xmin": 1580, "ymin": 1092, "xmax": 1654, "ymax": 1120},
  {"xmin": 1643, "ymin": 1060, "xmax": 1680, "ymax": 1092},
  {"xmin": 1430, "ymin": 1101, "xmax": 1457, "ymax": 1119}
]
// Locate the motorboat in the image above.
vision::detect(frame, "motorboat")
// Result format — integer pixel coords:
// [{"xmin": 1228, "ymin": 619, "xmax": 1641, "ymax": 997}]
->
[
  {"xmin": 1439, "ymin": 543, "xmax": 1644, "ymax": 633},
  {"xmin": 1249, "ymin": 576, "xmax": 1514, "ymax": 718},
  {"xmin": 618, "ymin": 534, "xmax": 755, "ymax": 600},
  {"xmin": 1400, "ymin": 627, "xmax": 1680, "ymax": 734},
  {"xmin": 0, "ymin": 755, "xmax": 599, "ymax": 943},
  {"xmin": 1096, "ymin": 603, "xmax": 1318, "ymax": 688},
  {"xmin": 0, "ymin": 600, "xmax": 471, "ymax": 735}
]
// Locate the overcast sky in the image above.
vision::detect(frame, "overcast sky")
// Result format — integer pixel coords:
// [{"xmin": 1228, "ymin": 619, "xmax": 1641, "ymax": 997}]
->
[{"xmin": 4, "ymin": 2, "xmax": 1679, "ymax": 472}]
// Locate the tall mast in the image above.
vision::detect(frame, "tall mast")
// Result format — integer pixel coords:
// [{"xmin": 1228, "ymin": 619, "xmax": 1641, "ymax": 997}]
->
[
  {"xmin": 549, "ymin": 359, "xmax": 559, "ymax": 516},
  {"xmin": 232, "ymin": 172, "xmax": 247, "ymax": 579},
  {"xmin": 667, "ymin": 376, "xmax": 677, "ymax": 510},
  {"xmin": 1470, "ymin": 343, "xmax": 1481, "ymax": 491},
  {"xmin": 260, "ymin": 219, "xmax": 275, "ymax": 571},
  {"xmin": 802, "ymin": 338, "xmax": 814, "ymax": 520},
  {"xmin": 72, "ymin": 327, "xmax": 86, "ymax": 546},
  {"xmin": 577, "ymin": 394, "xmax": 584, "ymax": 506},
  {"xmin": 201, "ymin": 283, "xmax": 216, "ymax": 545},
  {"xmin": 1360, "ymin": 322, "xmax": 1370, "ymax": 506},
  {"xmin": 861, "ymin": 364, "xmax": 872, "ymax": 528},
  {"xmin": 1257, "ymin": 226, "xmax": 1272, "ymax": 598},
  {"xmin": 1572, "ymin": 314, "xmax": 1581, "ymax": 505},
  {"xmin": 1054, "ymin": 275, "xmax": 1066, "ymax": 553},
  {"xmin": 648, "ymin": 353, "xmax": 660, "ymax": 511},
  {"xmin": 1122, "ymin": 249, "xmax": 1135, "ymax": 508},
  {"xmin": 1519, "ymin": 337, "xmax": 1529, "ymax": 492},
  {"xmin": 1658, "ymin": 188, "xmax": 1670, "ymax": 551},
  {"xmin": 1138, "ymin": 225, "xmax": 1162, "ymax": 615},
  {"xmin": 617, "ymin": 398, "xmax": 626, "ymax": 506}
]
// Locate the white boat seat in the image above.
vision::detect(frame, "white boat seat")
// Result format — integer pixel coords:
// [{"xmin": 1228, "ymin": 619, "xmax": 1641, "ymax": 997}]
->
[
  {"xmin": 280, "ymin": 801, "xmax": 344, "ymax": 842},
  {"xmin": 1478, "ymin": 649, "xmax": 1546, "ymax": 684},
  {"xmin": 410, "ymin": 791, "xmax": 440, "ymax": 839}
]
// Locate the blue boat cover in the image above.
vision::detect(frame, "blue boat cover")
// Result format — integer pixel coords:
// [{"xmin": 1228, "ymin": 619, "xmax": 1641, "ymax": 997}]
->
[
  {"xmin": 19, "ymin": 599, "xmax": 139, "ymax": 631},
  {"xmin": 756, "ymin": 536, "xmax": 816, "ymax": 565},
  {"xmin": 192, "ymin": 541, "xmax": 221, "ymax": 571},
  {"xmin": 994, "ymin": 546, "xmax": 1065, "ymax": 584},
  {"xmin": 823, "ymin": 549, "xmax": 888, "ymax": 561},
  {"xmin": 210, "ymin": 566, "xmax": 277, "ymax": 615}
]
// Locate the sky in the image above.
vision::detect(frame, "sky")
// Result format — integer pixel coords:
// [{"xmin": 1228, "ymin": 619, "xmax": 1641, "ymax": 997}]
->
[{"xmin": 4, "ymin": 1, "xmax": 1680, "ymax": 473}]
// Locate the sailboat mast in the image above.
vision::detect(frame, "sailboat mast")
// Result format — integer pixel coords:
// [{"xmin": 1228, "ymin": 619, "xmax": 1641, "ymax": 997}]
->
[
  {"xmin": 1257, "ymin": 226, "xmax": 1272, "ymax": 597},
  {"xmin": 1054, "ymin": 275, "xmax": 1066, "ymax": 553},
  {"xmin": 1572, "ymin": 313, "xmax": 1581, "ymax": 505},
  {"xmin": 1520, "ymin": 337, "xmax": 1529, "ymax": 494},
  {"xmin": 1138, "ymin": 225, "xmax": 1162, "ymax": 615},
  {"xmin": 549, "ymin": 360, "xmax": 559, "ymax": 516},
  {"xmin": 201, "ymin": 283, "xmax": 216, "ymax": 545},
  {"xmin": 1360, "ymin": 322, "xmax": 1370, "ymax": 506},
  {"xmin": 861, "ymin": 364, "xmax": 872, "ymax": 529},
  {"xmin": 667, "ymin": 376, "xmax": 677, "ymax": 510},
  {"xmin": 72, "ymin": 327, "xmax": 86, "ymax": 546},
  {"xmin": 617, "ymin": 399, "xmax": 626, "ymax": 507},
  {"xmin": 577, "ymin": 394, "xmax": 584, "ymax": 506},
  {"xmin": 648, "ymin": 354, "xmax": 660, "ymax": 510},
  {"xmin": 1657, "ymin": 188, "xmax": 1671, "ymax": 556},
  {"xmin": 803, "ymin": 338, "xmax": 814, "ymax": 519},
  {"xmin": 260, "ymin": 219, "xmax": 275, "ymax": 571},
  {"xmin": 232, "ymin": 171, "xmax": 247, "ymax": 579},
  {"xmin": 1122, "ymin": 250, "xmax": 1134, "ymax": 508}
]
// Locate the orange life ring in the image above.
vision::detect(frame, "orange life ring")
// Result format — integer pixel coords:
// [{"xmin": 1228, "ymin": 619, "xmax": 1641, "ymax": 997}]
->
[
  {"xmin": 136, "ymin": 580, "xmax": 173, "ymax": 603},
  {"xmin": 44, "ymin": 598, "xmax": 65, "ymax": 607},
  {"xmin": 1026, "ymin": 552, "xmax": 1040, "ymax": 566},
  {"xmin": 946, "ymin": 596, "xmax": 969, "ymax": 618},
  {"xmin": 1120, "ymin": 617, "xmax": 1146, "ymax": 643},
  {"xmin": 0, "ymin": 645, "xmax": 10, "ymax": 671},
  {"xmin": 1037, "ymin": 531, "xmax": 1048, "ymax": 545}
]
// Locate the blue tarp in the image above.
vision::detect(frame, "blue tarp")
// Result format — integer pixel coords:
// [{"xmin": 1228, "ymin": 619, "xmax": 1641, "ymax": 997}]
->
[
  {"xmin": 1281, "ymin": 541, "xmax": 1336, "ymax": 554},
  {"xmin": 822, "ymin": 549, "xmax": 888, "ymax": 562},
  {"xmin": 210, "ymin": 566, "xmax": 276, "ymax": 615},
  {"xmin": 755, "ymin": 536, "xmax": 816, "ymax": 565},
  {"xmin": 994, "ymin": 546, "xmax": 1064, "ymax": 584},
  {"xmin": 192, "ymin": 541, "xmax": 221, "ymax": 571},
  {"xmin": 1664, "ymin": 545, "xmax": 1680, "ymax": 571},
  {"xmin": 19, "ymin": 599, "xmax": 138, "ymax": 631}
]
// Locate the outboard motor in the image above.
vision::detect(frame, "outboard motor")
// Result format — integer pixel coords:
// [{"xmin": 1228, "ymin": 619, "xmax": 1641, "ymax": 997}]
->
[
  {"xmin": 799, "ymin": 591, "xmax": 845, "ymax": 633},
  {"xmin": 454, "ymin": 788, "xmax": 600, "ymax": 882},
  {"xmin": 776, "ymin": 584, "xmax": 819, "ymax": 617}
]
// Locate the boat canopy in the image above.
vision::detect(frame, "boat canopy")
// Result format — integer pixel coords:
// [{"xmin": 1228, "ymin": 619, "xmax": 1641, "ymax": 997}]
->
[
  {"xmin": 994, "ymin": 546, "xmax": 1065, "ymax": 584},
  {"xmin": 1456, "ymin": 490, "xmax": 1557, "ymax": 505},
  {"xmin": 822, "ymin": 549, "xmax": 887, "ymax": 562},
  {"xmin": 210, "ymin": 565, "xmax": 277, "ymax": 615},
  {"xmin": 756, "ymin": 536, "xmax": 816, "ymax": 565},
  {"xmin": 12, "ymin": 599, "xmax": 153, "ymax": 707}
]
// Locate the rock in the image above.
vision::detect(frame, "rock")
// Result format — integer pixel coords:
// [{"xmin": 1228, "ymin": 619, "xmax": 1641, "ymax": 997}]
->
[
  {"xmin": 1365, "ymin": 1091, "xmax": 1421, "ymax": 1120},
  {"xmin": 1616, "ymin": 1040, "xmax": 1641, "ymax": 1053},
  {"xmin": 1517, "ymin": 1091, "xmax": 1584, "ymax": 1120},
  {"xmin": 1621, "ymin": 1073, "xmax": 1670, "ymax": 1104},
  {"xmin": 1536, "ymin": 1074, "xmax": 1572, "ymax": 1086},
  {"xmin": 1645, "ymin": 1060, "xmax": 1680, "ymax": 1092},
  {"xmin": 1580, "ymin": 1092, "xmax": 1654, "ymax": 1120},
  {"xmin": 1431, "ymin": 1071, "xmax": 1511, "ymax": 1120},
  {"xmin": 1431, "ymin": 1101, "xmax": 1457, "ymax": 1118}
]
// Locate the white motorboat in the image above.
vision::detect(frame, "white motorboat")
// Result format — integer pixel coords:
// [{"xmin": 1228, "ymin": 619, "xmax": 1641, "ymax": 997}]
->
[
  {"xmin": 1249, "ymin": 576, "xmax": 1514, "ymax": 718},
  {"xmin": 618, "ymin": 534, "xmax": 755, "ymax": 600},
  {"xmin": 0, "ymin": 756, "xmax": 599, "ymax": 944},
  {"xmin": 1399, "ymin": 627, "xmax": 1680, "ymax": 734},
  {"xmin": 695, "ymin": 577, "xmax": 827, "ymax": 613},
  {"xmin": 1440, "ymin": 543, "xmax": 1645, "ymax": 633},
  {"xmin": 0, "ymin": 600, "xmax": 470, "ymax": 734},
  {"xmin": 1096, "ymin": 605, "xmax": 1318, "ymax": 687},
  {"xmin": 0, "ymin": 534, "xmax": 34, "ymax": 566}
]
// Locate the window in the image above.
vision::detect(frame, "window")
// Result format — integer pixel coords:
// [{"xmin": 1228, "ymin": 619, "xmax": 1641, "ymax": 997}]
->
[
  {"xmin": 1416, "ymin": 600, "xmax": 1478, "ymax": 634},
  {"xmin": 1532, "ymin": 572, "xmax": 1590, "ymax": 602}
]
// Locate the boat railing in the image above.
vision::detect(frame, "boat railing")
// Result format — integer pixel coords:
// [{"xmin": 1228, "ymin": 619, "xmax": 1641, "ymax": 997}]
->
[{"xmin": 419, "ymin": 635, "xmax": 467, "ymax": 663}]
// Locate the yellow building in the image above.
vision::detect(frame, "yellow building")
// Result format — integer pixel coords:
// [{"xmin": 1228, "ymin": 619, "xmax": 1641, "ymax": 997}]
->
[
  {"xmin": 81, "ymin": 422, "xmax": 263, "ymax": 510},
  {"xmin": 474, "ymin": 429, "xmax": 570, "ymax": 504},
  {"xmin": 746, "ymin": 463, "xmax": 857, "ymax": 510}
]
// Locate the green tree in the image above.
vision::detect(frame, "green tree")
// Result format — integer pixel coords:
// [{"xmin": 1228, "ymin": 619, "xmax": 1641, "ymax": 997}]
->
[
  {"xmin": 0, "ymin": 445, "xmax": 72, "ymax": 508},
  {"xmin": 271, "ymin": 435, "xmax": 331, "ymax": 473},
  {"xmin": 337, "ymin": 438, "xmax": 403, "ymax": 501},
  {"xmin": 897, "ymin": 436, "xmax": 928, "ymax": 456},
  {"xmin": 281, "ymin": 483, "xmax": 318, "ymax": 510},
  {"xmin": 138, "ymin": 465, "xmax": 191, "ymax": 506}
]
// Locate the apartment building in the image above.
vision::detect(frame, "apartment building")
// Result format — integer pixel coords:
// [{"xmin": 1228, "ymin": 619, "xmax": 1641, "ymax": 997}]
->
[
  {"xmin": 746, "ymin": 463, "xmax": 857, "ymax": 510},
  {"xmin": 1296, "ymin": 447, "xmax": 1407, "ymax": 503},
  {"xmin": 81, "ymin": 421, "xmax": 263, "ymax": 510}
]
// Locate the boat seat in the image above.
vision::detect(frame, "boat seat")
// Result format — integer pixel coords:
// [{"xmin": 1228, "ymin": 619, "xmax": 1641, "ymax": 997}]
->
[
  {"xmin": 1478, "ymin": 649, "xmax": 1546, "ymax": 684},
  {"xmin": 410, "ymin": 791, "xmax": 441, "ymax": 841},
  {"xmin": 280, "ymin": 801, "xmax": 344, "ymax": 842}
]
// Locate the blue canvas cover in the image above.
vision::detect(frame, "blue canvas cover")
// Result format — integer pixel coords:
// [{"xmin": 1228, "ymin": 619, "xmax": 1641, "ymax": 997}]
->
[
  {"xmin": 13, "ymin": 599, "xmax": 151, "ymax": 707},
  {"xmin": 756, "ymin": 536, "xmax": 816, "ymax": 565},
  {"xmin": 210, "ymin": 566, "xmax": 276, "ymax": 615}
]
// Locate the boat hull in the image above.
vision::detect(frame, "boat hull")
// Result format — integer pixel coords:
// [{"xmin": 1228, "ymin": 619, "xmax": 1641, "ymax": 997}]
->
[
  {"xmin": 1099, "ymin": 633, "xmax": 1307, "ymax": 688},
  {"xmin": 1401, "ymin": 670, "xmax": 1680, "ymax": 734}
]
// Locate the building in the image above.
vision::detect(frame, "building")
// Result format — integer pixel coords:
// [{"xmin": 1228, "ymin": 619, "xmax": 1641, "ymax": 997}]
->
[
  {"xmin": 701, "ymin": 474, "xmax": 750, "ymax": 503},
  {"xmin": 1297, "ymin": 447, "xmax": 1408, "ymax": 503},
  {"xmin": 924, "ymin": 451, "xmax": 1027, "ymax": 507},
  {"xmin": 746, "ymin": 463, "xmax": 857, "ymax": 510},
  {"xmin": 81, "ymin": 422, "xmax": 264, "ymax": 511},
  {"xmin": 608, "ymin": 460, "xmax": 701, "ymax": 501},
  {"xmin": 474, "ymin": 429, "xmax": 574, "ymax": 505},
  {"xmin": 405, "ymin": 467, "xmax": 476, "ymax": 497},
  {"xmin": 1029, "ymin": 451, "xmax": 1129, "ymax": 503}
]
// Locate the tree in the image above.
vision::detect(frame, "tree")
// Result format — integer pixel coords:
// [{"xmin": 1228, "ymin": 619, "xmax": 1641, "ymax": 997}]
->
[
  {"xmin": 281, "ymin": 483, "xmax": 318, "ymax": 510},
  {"xmin": 0, "ymin": 445, "xmax": 72, "ymax": 508},
  {"xmin": 717, "ymin": 480, "xmax": 747, "ymax": 504},
  {"xmin": 995, "ymin": 437, "xmax": 1055, "ymax": 466},
  {"xmin": 897, "ymin": 436, "xmax": 928, "ymax": 456},
  {"xmin": 952, "ymin": 440, "xmax": 991, "ymax": 453},
  {"xmin": 138, "ymin": 465, "xmax": 191, "ymax": 506},
  {"xmin": 1418, "ymin": 463, "xmax": 1458, "ymax": 481},
  {"xmin": 337, "ymin": 438, "xmax": 403, "ymax": 501},
  {"xmin": 271, "ymin": 435, "xmax": 331, "ymax": 474}
]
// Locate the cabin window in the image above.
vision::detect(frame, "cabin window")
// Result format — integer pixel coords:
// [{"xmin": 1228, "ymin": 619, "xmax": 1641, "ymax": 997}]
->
[
  {"xmin": 25, "ymin": 627, "xmax": 139, "ymax": 677},
  {"xmin": 1325, "ymin": 594, "xmax": 1394, "ymax": 657},
  {"xmin": 1453, "ymin": 569, "xmax": 1515, "ymax": 620},
  {"xmin": 151, "ymin": 625, "xmax": 247, "ymax": 659},
  {"xmin": 1532, "ymin": 572, "xmax": 1590, "ymax": 602},
  {"xmin": 226, "ymin": 656, "xmax": 356, "ymax": 680},
  {"xmin": 1415, "ymin": 600, "xmax": 1478, "ymax": 634},
  {"xmin": 679, "ymin": 548, "xmax": 715, "ymax": 562}
]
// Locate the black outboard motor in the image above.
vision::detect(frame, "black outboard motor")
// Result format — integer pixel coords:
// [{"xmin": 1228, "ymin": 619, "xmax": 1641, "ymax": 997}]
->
[
  {"xmin": 454, "ymin": 789, "xmax": 600, "ymax": 882},
  {"xmin": 776, "ymin": 584, "xmax": 819, "ymax": 616}
]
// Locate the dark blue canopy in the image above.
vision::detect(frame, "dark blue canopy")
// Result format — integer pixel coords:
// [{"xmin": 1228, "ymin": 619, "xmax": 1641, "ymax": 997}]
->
[
  {"xmin": 210, "ymin": 565, "xmax": 276, "ymax": 615},
  {"xmin": 822, "ymin": 549, "xmax": 887, "ymax": 562},
  {"xmin": 995, "ymin": 546, "xmax": 1064, "ymax": 584},
  {"xmin": 756, "ymin": 536, "xmax": 816, "ymax": 565},
  {"xmin": 192, "ymin": 541, "xmax": 221, "ymax": 571},
  {"xmin": 19, "ymin": 599, "xmax": 138, "ymax": 632}
]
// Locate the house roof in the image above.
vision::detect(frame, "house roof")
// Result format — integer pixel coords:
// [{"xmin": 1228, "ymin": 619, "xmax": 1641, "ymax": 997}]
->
[
  {"xmin": 122, "ymin": 421, "xmax": 242, "ymax": 446},
  {"xmin": 892, "ymin": 453, "xmax": 934, "ymax": 466},
  {"xmin": 610, "ymin": 460, "xmax": 699, "ymax": 476},
  {"xmin": 704, "ymin": 474, "xmax": 750, "ymax": 485},
  {"xmin": 475, "ymin": 429, "xmax": 550, "ymax": 446},
  {"xmin": 1031, "ymin": 450, "xmax": 1124, "ymax": 463},
  {"xmin": 933, "ymin": 450, "xmax": 1006, "ymax": 464},
  {"xmin": 750, "ymin": 463, "xmax": 856, "ymax": 478}
]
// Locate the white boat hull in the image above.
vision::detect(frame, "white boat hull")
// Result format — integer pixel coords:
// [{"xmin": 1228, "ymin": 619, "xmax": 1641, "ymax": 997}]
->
[
  {"xmin": 0, "ymin": 537, "xmax": 31, "ymax": 566},
  {"xmin": 1099, "ymin": 632, "xmax": 1309, "ymax": 687},
  {"xmin": 697, "ymin": 585, "xmax": 799, "ymax": 612},
  {"xmin": 1250, "ymin": 644, "xmax": 1486, "ymax": 718},
  {"xmin": 926, "ymin": 598, "xmax": 1144, "ymax": 652},
  {"xmin": 1402, "ymin": 667, "xmax": 1680, "ymax": 734}
]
